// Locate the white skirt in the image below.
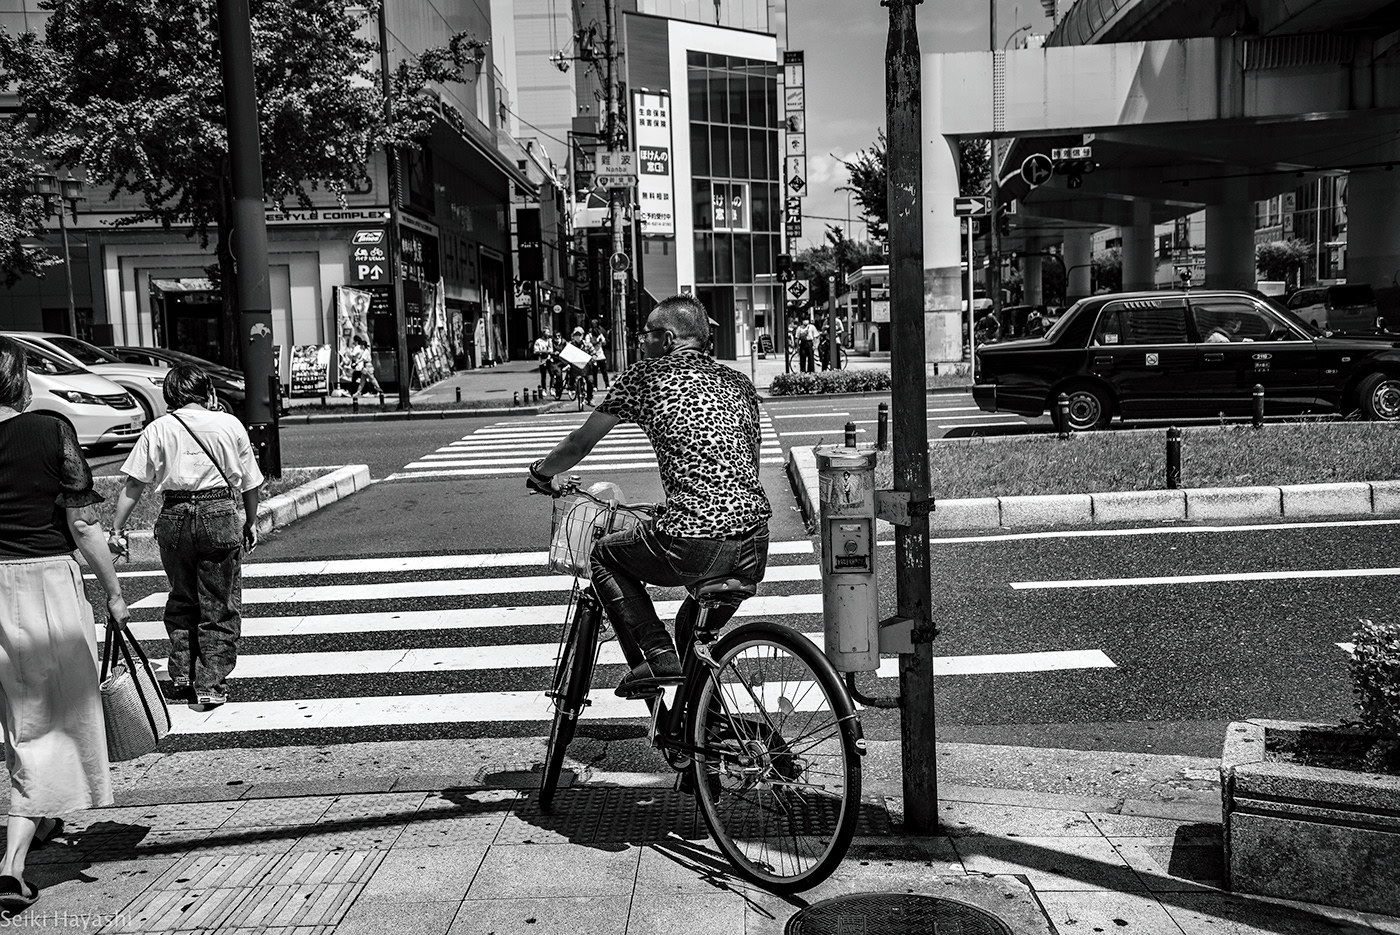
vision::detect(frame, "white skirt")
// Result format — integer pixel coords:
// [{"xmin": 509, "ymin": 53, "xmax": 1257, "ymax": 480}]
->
[{"xmin": 0, "ymin": 556, "xmax": 112, "ymax": 815}]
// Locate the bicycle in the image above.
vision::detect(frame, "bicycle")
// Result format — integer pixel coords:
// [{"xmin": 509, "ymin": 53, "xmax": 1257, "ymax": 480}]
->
[
  {"xmin": 535, "ymin": 480, "xmax": 865, "ymax": 893},
  {"xmin": 817, "ymin": 337, "xmax": 848, "ymax": 371}
]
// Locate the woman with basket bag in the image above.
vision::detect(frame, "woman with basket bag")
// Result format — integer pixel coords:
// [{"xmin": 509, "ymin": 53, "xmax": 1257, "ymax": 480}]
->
[
  {"xmin": 110, "ymin": 365, "xmax": 263, "ymax": 709},
  {"xmin": 0, "ymin": 336, "xmax": 129, "ymax": 912}
]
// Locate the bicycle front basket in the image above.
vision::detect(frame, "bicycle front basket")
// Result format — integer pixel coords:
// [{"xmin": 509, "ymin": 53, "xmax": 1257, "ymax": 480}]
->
[{"xmin": 549, "ymin": 496, "xmax": 645, "ymax": 577}]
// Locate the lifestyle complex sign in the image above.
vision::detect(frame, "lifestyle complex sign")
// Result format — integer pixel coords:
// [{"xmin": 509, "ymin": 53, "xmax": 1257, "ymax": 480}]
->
[{"xmin": 633, "ymin": 91, "xmax": 675, "ymax": 236}]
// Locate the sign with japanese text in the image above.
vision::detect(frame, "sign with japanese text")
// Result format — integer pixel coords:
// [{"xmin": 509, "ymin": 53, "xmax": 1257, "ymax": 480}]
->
[
  {"xmin": 348, "ymin": 228, "xmax": 390, "ymax": 285},
  {"xmin": 632, "ymin": 91, "xmax": 675, "ymax": 235},
  {"xmin": 783, "ymin": 49, "xmax": 807, "ymax": 237}
]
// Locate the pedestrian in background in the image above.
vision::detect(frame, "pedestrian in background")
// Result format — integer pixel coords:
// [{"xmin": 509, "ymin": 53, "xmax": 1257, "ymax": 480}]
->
[
  {"xmin": 0, "ymin": 336, "xmax": 127, "ymax": 912},
  {"xmin": 347, "ymin": 336, "xmax": 382, "ymax": 400},
  {"xmin": 797, "ymin": 318, "xmax": 819, "ymax": 372},
  {"xmin": 533, "ymin": 330, "xmax": 554, "ymax": 390},
  {"xmin": 109, "ymin": 365, "xmax": 263, "ymax": 709},
  {"xmin": 587, "ymin": 320, "xmax": 609, "ymax": 390}
]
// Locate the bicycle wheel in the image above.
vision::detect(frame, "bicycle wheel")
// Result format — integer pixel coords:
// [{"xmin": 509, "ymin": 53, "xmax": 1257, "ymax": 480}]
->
[
  {"xmin": 541, "ymin": 589, "xmax": 602, "ymax": 811},
  {"xmin": 575, "ymin": 375, "xmax": 587, "ymax": 410},
  {"xmin": 687, "ymin": 621, "xmax": 862, "ymax": 892}
]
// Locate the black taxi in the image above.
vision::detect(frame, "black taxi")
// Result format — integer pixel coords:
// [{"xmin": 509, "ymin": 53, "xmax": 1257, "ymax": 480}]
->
[{"xmin": 972, "ymin": 290, "xmax": 1400, "ymax": 431}]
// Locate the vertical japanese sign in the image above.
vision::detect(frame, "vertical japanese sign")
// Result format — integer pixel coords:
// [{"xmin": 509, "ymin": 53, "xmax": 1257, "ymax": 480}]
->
[
  {"xmin": 783, "ymin": 51, "xmax": 806, "ymax": 242},
  {"xmin": 633, "ymin": 91, "xmax": 675, "ymax": 235}
]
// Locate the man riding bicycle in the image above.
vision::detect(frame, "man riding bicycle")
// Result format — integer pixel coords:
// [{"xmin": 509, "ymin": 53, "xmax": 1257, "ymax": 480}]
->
[{"xmin": 527, "ymin": 294, "xmax": 771, "ymax": 697}]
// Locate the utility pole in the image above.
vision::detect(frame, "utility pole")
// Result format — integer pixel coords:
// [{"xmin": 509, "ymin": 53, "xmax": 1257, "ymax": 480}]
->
[
  {"xmin": 603, "ymin": 0, "xmax": 629, "ymax": 371},
  {"xmin": 885, "ymin": 0, "xmax": 936, "ymax": 832},
  {"xmin": 215, "ymin": 0, "xmax": 279, "ymax": 477},
  {"xmin": 378, "ymin": 4, "xmax": 411, "ymax": 410},
  {"xmin": 987, "ymin": 0, "xmax": 1002, "ymax": 339}
]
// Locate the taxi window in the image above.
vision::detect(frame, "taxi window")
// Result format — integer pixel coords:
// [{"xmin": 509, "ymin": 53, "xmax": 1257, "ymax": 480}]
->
[
  {"xmin": 1093, "ymin": 304, "xmax": 1189, "ymax": 346},
  {"xmin": 1191, "ymin": 298, "xmax": 1293, "ymax": 342}
]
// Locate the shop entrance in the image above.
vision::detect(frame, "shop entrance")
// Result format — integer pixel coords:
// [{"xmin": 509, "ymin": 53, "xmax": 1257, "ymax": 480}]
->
[{"xmin": 150, "ymin": 278, "xmax": 223, "ymax": 363}]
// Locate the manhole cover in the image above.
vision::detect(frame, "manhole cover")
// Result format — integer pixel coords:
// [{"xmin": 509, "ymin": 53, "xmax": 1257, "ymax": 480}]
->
[{"xmin": 786, "ymin": 893, "xmax": 1015, "ymax": 935}]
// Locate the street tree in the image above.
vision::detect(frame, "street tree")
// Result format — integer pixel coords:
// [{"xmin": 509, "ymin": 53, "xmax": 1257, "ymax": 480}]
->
[
  {"xmin": 794, "ymin": 226, "xmax": 887, "ymax": 310},
  {"xmin": 0, "ymin": 0, "xmax": 483, "ymax": 363},
  {"xmin": 1091, "ymin": 247, "xmax": 1122, "ymax": 294},
  {"xmin": 1256, "ymin": 239, "xmax": 1311, "ymax": 286},
  {"xmin": 840, "ymin": 132, "xmax": 990, "ymax": 249},
  {"xmin": 0, "ymin": 119, "xmax": 60, "ymax": 286}
]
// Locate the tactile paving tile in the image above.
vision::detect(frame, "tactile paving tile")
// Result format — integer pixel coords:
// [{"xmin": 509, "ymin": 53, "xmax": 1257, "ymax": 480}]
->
[
  {"xmin": 109, "ymin": 885, "xmax": 253, "ymax": 932},
  {"xmin": 193, "ymin": 825, "xmax": 301, "ymax": 856},
  {"xmin": 222, "ymin": 882, "xmax": 362, "ymax": 929},
  {"xmin": 221, "ymin": 798, "xmax": 332, "ymax": 828},
  {"xmin": 263, "ymin": 849, "xmax": 387, "ymax": 887},
  {"xmin": 502, "ymin": 786, "xmax": 610, "ymax": 844},
  {"xmin": 156, "ymin": 853, "xmax": 285, "ymax": 891},
  {"xmin": 318, "ymin": 792, "xmax": 428, "ymax": 823},
  {"xmin": 113, "ymin": 801, "xmax": 245, "ymax": 831},
  {"xmin": 591, "ymin": 787, "xmax": 705, "ymax": 843},
  {"xmin": 285, "ymin": 822, "xmax": 404, "ymax": 852},
  {"xmin": 854, "ymin": 798, "xmax": 896, "ymax": 836}
]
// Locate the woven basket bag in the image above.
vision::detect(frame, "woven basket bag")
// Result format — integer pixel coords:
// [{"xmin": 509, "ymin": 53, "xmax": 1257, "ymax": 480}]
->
[{"xmin": 99, "ymin": 623, "xmax": 171, "ymax": 761}]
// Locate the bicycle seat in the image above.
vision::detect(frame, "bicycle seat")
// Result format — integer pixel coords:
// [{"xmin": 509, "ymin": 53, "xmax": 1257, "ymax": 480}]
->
[{"xmin": 694, "ymin": 576, "xmax": 758, "ymax": 603}]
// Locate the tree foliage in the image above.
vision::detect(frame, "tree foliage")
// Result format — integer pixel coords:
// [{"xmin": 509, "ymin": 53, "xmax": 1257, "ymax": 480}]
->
[
  {"xmin": 1092, "ymin": 247, "xmax": 1122, "ymax": 294},
  {"xmin": 0, "ymin": 121, "xmax": 60, "ymax": 286},
  {"xmin": 838, "ymin": 133, "xmax": 992, "ymax": 247},
  {"xmin": 0, "ymin": 0, "xmax": 481, "ymax": 359},
  {"xmin": 1256, "ymin": 239, "xmax": 1311, "ymax": 284},
  {"xmin": 793, "ymin": 226, "xmax": 887, "ymax": 310},
  {"xmin": 839, "ymin": 130, "xmax": 887, "ymax": 247}
]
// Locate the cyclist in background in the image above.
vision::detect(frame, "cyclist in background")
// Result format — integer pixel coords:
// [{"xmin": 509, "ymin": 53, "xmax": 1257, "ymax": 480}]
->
[{"xmin": 527, "ymin": 294, "xmax": 771, "ymax": 696}]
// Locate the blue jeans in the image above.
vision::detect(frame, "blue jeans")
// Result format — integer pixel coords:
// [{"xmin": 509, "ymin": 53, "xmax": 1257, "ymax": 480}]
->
[
  {"xmin": 590, "ymin": 522, "xmax": 769, "ymax": 667},
  {"xmin": 153, "ymin": 498, "xmax": 243, "ymax": 696}
]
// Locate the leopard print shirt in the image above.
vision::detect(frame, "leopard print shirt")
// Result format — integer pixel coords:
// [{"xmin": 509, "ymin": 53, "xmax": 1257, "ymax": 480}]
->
[{"xmin": 596, "ymin": 351, "xmax": 772, "ymax": 538}]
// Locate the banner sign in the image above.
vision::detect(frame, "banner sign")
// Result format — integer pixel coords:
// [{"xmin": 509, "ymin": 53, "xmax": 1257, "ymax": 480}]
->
[
  {"xmin": 782, "ymin": 51, "xmax": 807, "ymax": 211},
  {"xmin": 290, "ymin": 344, "xmax": 331, "ymax": 397},
  {"xmin": 633, "ymin": 91, "xmax": 675, "ymax": 235}
]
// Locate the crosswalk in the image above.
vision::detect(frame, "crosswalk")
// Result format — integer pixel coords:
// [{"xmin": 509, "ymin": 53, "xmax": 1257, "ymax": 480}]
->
[
  {"xmin": 385, "ymin": 414, "xmax": 786, "ymax": 481},
  {"xmin": 108, "ymin": 540, "xmax": 1118, "ymax": 748}
]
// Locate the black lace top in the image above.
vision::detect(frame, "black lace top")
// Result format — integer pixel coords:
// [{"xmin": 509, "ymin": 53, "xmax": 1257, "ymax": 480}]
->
[{"xmin": 0, "ymin": 412, "xmax": 103, "ymax": 558}]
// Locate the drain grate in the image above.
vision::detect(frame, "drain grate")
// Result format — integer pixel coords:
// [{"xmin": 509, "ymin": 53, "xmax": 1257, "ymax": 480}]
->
[{"xmin": 786, "ymin": 893, "xmax": 1015, "ymax": 935}]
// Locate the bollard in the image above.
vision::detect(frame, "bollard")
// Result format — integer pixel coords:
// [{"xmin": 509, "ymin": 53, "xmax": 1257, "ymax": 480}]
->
[
  {"xmin": 876, "ymin": 402, "xmax": 889, "ymax": 451},
  {"xmin": 1057, "ymin": 392, "xmax": 1071, "ymax": 439},
  {"xmin": 524, "ymin": 386, "xmax": 531, "ymax": 405},
  {"xmin": 1165, "ymin": 426, "xmax": 1182, "ymax": 489},
  {"xmin": 845, "ymin": 421, "xmax": 857, "ymax": 448},
  {"xmin": 351, "ymin": 396, "xmax": 359, "ymax": 415},
  {"xmin": 513, "ymin": 392, "xmax": 519, "ymax": 405},
  {"xmin": 378, "ymin": 392, "xmax": 384, "ymax": 408},
  {"xmin": 1252, "ymin": 384, "xmax": 1265, "ymax": 429},
  {"xmin": 455, "ymin": 386, "xmax": 461, "ymax": 403},
  {"xmin": 319, "ymin": 395, "xmax": 326, "ymax": 408}
]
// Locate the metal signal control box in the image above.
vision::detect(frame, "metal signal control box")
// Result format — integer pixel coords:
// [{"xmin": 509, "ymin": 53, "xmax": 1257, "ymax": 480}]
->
[{"xmin": 815, "ymin": 445, "xmax": 879, "ymax": 673}]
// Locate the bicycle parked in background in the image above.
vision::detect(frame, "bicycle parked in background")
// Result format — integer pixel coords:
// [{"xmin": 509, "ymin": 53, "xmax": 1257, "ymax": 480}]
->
[{"xmin": 535, "ymin": 479, "xmax": 865, "ymax": 893}]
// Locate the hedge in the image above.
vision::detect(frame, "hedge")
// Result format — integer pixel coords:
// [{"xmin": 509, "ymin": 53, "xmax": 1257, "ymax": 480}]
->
[{"xmin": 768, "ymin": 369, "xmax": 893, "ymax": 395}]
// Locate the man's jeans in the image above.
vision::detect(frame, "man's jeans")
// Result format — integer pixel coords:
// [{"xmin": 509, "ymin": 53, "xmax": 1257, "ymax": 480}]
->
[
  {"xmin": 590, "ymin": 522, "xmax": 769, "ymax": 668},
  {"xmin": 153, "ymin": 498, "xmax": 243, "ymax": 696}
]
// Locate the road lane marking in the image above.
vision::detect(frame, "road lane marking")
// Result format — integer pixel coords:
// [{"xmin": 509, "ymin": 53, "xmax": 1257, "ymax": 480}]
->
[
  {"xmin": 925, "ymin": 517, "xmax": 1400, "ymax": 545},
  {"xmin": 1011, "ymin": 567, "xmax": 1400, "ymax": 590},
  {"xmin": 127, "ymin": 593, "xmax": 826, "ymax": 641},
  {"xmin": 131, "ymin": 563, "xmax": 823, "ymax": 607},
  {"xmin": 773, "ymin": 412, "xmax": 851, "ymax": 419},
  {"xmin": 780, "ymin": 428, "xmax": 867, "ymax": 437},
  {"xmin": 385, "ymin": 457, "xmax": 786, "ymax": 479}
]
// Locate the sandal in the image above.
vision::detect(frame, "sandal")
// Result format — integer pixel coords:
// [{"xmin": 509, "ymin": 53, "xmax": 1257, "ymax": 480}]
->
[
  {"xmin": 31, "ymin": 818, "xmax": 63, "ymax": 849},
  {"xmin": 0, "ymin": 875, "xmax": 38, "ymax": 912}
]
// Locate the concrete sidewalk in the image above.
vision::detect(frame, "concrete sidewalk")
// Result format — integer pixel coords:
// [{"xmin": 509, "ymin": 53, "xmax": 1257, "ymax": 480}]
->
[{"xmin": 11, "ymin": 737, "xmax": 1397, "ymax": 933}]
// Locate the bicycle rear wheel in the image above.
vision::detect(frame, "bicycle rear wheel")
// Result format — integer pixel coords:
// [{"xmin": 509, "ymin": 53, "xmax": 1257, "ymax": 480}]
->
[
  {"xmin": 541, "ymin": 589, "xmax": 602, "ymax": 811},
  {"xmin": 687, "ymin": 621, "xmax": 862, "ymax": 893}
]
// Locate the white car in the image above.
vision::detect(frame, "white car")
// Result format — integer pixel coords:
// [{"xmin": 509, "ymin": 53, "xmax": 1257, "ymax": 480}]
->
[
  {"xmin": 4, "ymin": 331, "xmax": 169, "ymax": 424},
  {"xmin": 18, "ymin": 340, "xmax": 145, "ymax": 447}
]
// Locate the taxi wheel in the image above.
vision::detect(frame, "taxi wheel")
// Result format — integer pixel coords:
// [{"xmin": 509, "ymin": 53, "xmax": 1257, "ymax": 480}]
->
[
  {"xmin": 1358, "ymin": 372, "xmax": 1400, "ymax": 421},
  {"xmin": 1054, "ymin": 385, "xmax": 1111, "ymax": 432}
]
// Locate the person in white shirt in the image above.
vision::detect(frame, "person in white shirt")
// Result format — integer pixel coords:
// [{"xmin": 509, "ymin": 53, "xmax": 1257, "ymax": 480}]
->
[
  {"xmin": 109, "ymin": 366, "xmax": 264, "ymax": 708},
  {"xmin": 533, "ymin": 331, "xmax": 554, "ymax": 390}
]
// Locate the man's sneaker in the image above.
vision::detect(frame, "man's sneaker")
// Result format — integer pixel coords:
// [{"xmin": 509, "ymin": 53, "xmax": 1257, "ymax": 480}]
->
[
  {"xmin": 614, "ymin": 652, "xmax": 683, "ymax": 698},
  {"xmin": 195, "ymin": 690, "xmax": 227, "ymax": 709}
]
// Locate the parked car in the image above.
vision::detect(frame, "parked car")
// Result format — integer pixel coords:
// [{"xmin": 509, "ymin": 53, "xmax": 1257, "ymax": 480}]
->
[
  {"xmin": 15, "ymin": 339, "xmax": 144, "ymax": 447},
  {"xmin": 108, "ymin": 345, "xmax": 246, "ymax": 414},
  {"xmin": 3, "ymin": 331, "xmax": 168, "ymax": 424},
  {"xmin": 1285, "ymin": 284, "xmax": 1381, "ymax": 334},
  {"xmin": 973, "ymin": 289, "xmax": 1400, "ymax": 431}
]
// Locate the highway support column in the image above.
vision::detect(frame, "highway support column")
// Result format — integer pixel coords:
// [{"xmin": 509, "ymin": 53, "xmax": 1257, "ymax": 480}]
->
[
  {"xmin": 1022, "ymin": 237, "xmax": 1043, "ymax": 308},
  {"xmin": 1205, "ymin": 180, "xmax": 1256, "ymax": 291},
  {"xmin": 1064, "ymin": 229, "xmax": 1092, "ymax": 299},
  {"xmin": 216, "ymin": 0, "xmax": 279, "ymax": 477},
  {"xmin": 886, "ymin": 0, "xmax": 937, "ymax": 833},
  {"xmin": 1344, "ymin": 169, "xmax": 1400, "ymax": 293},
  {"xmin": 1121, "ymin": 200, "xmax": 1156, "ymax": 292}
]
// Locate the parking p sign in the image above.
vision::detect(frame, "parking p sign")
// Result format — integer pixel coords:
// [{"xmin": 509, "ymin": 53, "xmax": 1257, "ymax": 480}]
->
[{"xmin": 349, "ymin": 228, "xmax": 392, "ymax": 285}]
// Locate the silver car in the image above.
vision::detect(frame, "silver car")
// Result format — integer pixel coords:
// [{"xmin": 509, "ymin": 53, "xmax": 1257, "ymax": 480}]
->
[{"xmin": 18, "ymin": 340, "xmax": 145, "ymax": 447}]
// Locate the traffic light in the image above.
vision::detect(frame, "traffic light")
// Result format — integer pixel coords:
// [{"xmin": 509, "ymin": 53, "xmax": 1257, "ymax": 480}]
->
[
  {"xmin": 997, "ymin": 213, "xmax": 1011, "ymax": 237},
  {"xmin": 777, "ymin": 253, "xmax": 793, "ymax": 283}
]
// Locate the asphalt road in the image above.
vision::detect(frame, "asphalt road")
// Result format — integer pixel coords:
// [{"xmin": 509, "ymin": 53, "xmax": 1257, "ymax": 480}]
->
[{"xmin": 92, "ymin": 402, "xmax": 1373, "ymax": 765}]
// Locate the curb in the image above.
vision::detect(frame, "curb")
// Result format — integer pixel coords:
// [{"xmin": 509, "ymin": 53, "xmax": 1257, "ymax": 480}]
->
[
  {"xmin": 121, "ymin": 465, "xmax": 372, "ymax": 563},
  {"xmin": 100, "ymin": 768, "xmax": 1221, "ymax": 826},
  {"xmin": 281, "ymin": 405, "xmax": 547, "ymax": 424},
  {"xmin": 790, "ymin": 446, "xmax": 1400, "ymax": 531}
]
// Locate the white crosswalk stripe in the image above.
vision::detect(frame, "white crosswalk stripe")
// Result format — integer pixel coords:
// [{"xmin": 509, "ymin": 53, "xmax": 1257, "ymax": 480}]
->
[
  {"xmin": 117, "ymin": 543, "xmax": 1118, "ymax": 743},
  {"xmin": 385, "ymin": 415, "xmax": 784, "ymax": 481}
]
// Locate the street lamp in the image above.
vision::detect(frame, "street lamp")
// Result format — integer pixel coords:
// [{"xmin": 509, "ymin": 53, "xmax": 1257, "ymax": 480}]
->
[{"xmin": 28, "ymin": 172, "xmax": 84, "ymax": 338}]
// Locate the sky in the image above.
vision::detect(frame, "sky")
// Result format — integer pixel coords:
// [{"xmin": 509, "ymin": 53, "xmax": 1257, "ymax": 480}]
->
[{"xmin": 788, "ymin": 0, "xmax": 1057, "ymax": 251}]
